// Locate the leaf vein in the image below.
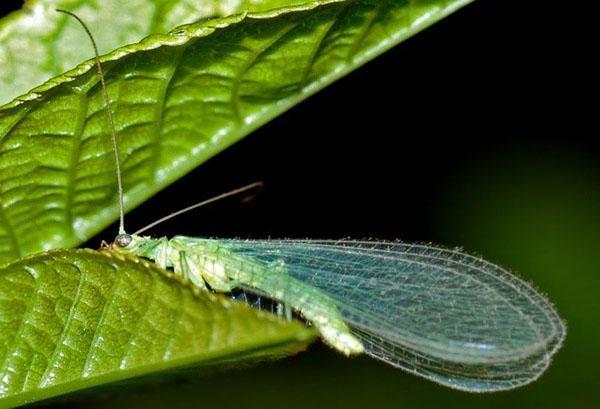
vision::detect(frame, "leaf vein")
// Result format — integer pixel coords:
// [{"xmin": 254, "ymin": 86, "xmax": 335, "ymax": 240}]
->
[
  {"xmin": 0, "ymin": 204, "xmax": 21, "ymax": 259},
  {"xmin": 118, "ymin": 273, "xmax": 158, "ymax": 369},
  {"xmin": 38, "ymin": 264, "xmax": 87, "ymax": 388},
  {"xmin": 80, "ymin": 263, "xmax": 120, "ymax": 377},
  {"xmin": 149, "ymin": 49, "xmax": 186, "ymax": 182},
  {"xmin": 346, "ymin": 3, "xmax": 385, "ymax": 62},
  {"xmin": 230, "ymin": 23, "xmax": 300, "ymax": 122},
  {"xmin": 299, "ymin": 5, "xmax": 348, "ymax": 89},
  {"xmin": 64, "ymin": 89, "xmax": 89, "ymax": 236}
]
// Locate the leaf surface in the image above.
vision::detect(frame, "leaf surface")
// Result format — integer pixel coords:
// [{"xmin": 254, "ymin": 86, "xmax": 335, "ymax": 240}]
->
[
  {"xmin": 0, "ymin": 0, "xmax": 311, "ymax": 105},
  {"xmin": 0, "ymin": 249, "xmax": 314, "ymax": 408}
]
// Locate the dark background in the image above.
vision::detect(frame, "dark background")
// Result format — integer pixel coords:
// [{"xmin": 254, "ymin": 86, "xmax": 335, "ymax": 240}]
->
[{"xmin": 2, "ymin": 0, "xmax": 597, "ymax": 408}]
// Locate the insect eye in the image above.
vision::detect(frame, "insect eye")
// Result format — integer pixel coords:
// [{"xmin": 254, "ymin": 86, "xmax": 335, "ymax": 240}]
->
[{"xmin": 115, "ymin": 234, "xmax": 133, "ymax": 248}]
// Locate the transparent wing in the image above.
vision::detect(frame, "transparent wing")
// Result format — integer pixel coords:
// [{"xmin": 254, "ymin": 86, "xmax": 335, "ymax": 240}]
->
[{"xmin": 220, "ymin": 239, "xmax": 565, "ymax": 392}]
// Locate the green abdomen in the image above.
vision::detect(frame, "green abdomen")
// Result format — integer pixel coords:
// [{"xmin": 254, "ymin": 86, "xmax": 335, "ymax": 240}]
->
[{"xmin": 167, "ymin": 237, "xmax": 363, "ymax": 354}]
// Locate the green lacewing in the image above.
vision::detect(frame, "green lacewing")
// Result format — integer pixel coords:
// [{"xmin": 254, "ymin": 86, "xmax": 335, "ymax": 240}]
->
[{"xmin": 58, "ymin": 8, "xmax": 565, "ymax": 392}]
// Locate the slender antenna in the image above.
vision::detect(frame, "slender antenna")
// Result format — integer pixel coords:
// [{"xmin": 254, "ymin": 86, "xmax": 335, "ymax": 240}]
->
[
  {"xmin": 57, "ymin": 9, "xmax": 126, "ymax": 234},
  {"xmin": 134, "ymin": 182, "xmax": 264, "ymax": 235}
]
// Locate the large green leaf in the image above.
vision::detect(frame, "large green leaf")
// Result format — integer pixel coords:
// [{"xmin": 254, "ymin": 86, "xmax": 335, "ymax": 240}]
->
[
  {"xmin": 0, "ymin": 0, "xmax": 474, "ymax": 264},
  {"xmin": 0, "ymin": 249, "xmax": 314, "ymax": 408},
  {"xmin": 0, "ymin": 0, "xmax": 311, "ymax": 106}
]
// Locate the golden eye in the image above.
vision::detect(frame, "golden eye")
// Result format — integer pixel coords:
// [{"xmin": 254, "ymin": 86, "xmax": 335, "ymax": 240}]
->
[{"xmin": 115, "ymin": 234, "xmax": 132, "ymax": 248}]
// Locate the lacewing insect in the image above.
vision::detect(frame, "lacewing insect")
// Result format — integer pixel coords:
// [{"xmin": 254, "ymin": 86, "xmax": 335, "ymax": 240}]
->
[{"xmin": 58, "ymin": 9, "xmax": 565, "ymax": 392}]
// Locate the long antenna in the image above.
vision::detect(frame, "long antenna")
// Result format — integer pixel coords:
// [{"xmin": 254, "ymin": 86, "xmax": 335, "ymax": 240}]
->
[
  {"xmin": 57, "ymin": 9, "xmax": 126, "ymax": 234},
  {"xmin": 134, "ymin": 182, "xmax": 264, "ymax": 235}
]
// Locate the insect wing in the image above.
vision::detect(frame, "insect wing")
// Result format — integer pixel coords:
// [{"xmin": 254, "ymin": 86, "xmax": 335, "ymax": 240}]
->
[{"xmin": 221, "ymin": 240, "xmax": 565, "ymax": 392}]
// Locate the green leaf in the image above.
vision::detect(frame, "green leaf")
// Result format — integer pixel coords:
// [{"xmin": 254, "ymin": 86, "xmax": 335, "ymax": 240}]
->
[
  {"xmin": 0, "ymin": 0, "xmax": 312, "ymax": 106},
  {"xmin": 0, "ymin": 0, "xmax": 474, "ymax": 265},
  {"xmin": 0, "ymin": 249, "xmax": 315, "ymax": 408}
]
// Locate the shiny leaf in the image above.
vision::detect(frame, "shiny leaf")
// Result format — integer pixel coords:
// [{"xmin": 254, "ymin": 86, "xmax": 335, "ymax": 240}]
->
[{"xmin": 0, "ymin": 249, "xmax": 314, "ymax": 408}]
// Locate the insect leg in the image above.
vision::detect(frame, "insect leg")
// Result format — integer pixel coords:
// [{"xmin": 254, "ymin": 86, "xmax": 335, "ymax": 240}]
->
[
  {"xmin": 176, "ymin": 250, "xmax": 208, "ymax": 291},
  {"xmin": 269, "ymin": 259, "xmax": 292, "ymax": 320},
  {"xmin": 154, "ymin": 237, "xmax": 170, "ymax": 270},
  {"xmin": 202, "ymin": 258, "xmax": 237, "ymax": 292}
]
